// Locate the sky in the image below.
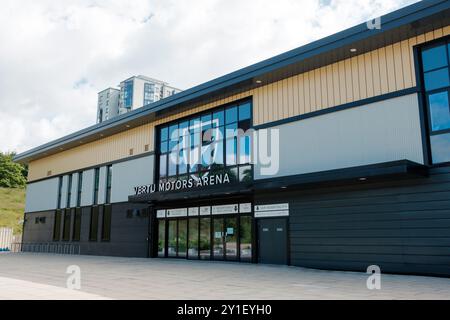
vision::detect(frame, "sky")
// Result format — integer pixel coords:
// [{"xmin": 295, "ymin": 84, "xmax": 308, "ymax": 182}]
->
[{"xmin": 0, "ymin": 0, "xmax": 418, "ymax": 154}]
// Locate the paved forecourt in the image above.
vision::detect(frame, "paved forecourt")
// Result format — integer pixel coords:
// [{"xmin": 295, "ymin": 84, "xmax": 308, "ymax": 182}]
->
[{"xmin": 0, "ymin": 253, "xmax": 449, "ymax": 300}]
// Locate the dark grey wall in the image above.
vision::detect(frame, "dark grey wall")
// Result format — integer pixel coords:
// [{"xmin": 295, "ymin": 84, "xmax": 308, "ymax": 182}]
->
[
  {"xmin": 22, "ymin": 211, "xmax": 55, "ymax": 243},
  {"xmin": 255, "ymin": 166, "xmax": 450, "ymax": 277},
  {"xmin": 23, "ymin": 202, "xmax": 150, "ymax": 258}
]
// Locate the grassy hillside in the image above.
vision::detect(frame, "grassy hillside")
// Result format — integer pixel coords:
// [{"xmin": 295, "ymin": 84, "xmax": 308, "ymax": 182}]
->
[{"xmin": 0, "ymin": 187, "xmax": 25, "ymax": 235}]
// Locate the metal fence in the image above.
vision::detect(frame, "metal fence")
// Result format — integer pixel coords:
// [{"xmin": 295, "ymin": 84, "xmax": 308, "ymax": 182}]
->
[{"xmin": 10, "ymin": 242, "xmax": 81, "ymax": 255}]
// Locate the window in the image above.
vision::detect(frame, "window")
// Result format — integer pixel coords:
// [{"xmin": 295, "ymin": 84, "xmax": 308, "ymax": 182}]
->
[
  {"xmin": 57, "ymin": 177, "xmax": 63, "ymax": 209},
  {"xmin": 53, "ymin": 210, "xmax": 62, "ymax": 241},
  {"xmin": 89, "ymin": 206, "xmax": 99, "ymax": 241},
  {"xmin": 105, "ymin": 165, "xmax": 112, "ymax": 204},
  {"xmin": 66, "ymin": 174, "xmax": 73, "ymax": 208},
  {"xmin": 93, "ymin": 168, "xmax": 100, "ymax": 205},
  {"xmin": 123, "ymin": 80, "xmax": 133, "ymax": 108},
  {"xmin": 62, "ymin": 209, "xmax": 71, "ymax": 241},
  {"xmin": 157, "ymin": 100, "xmax": 253, "ymax": 185},
  {"xmin": 77, "ymin": 172, "xmax": 83, "ymax": 207},
  {"xmin": 421, "ymin": 40, "xmax": 450, "ymax": 164},
  {"xmin": 101, "ymin": 205, "xmax": 112, "ymax": 241},
  {"xmin": 144, "ymin": 83, "xmax": 155, "ymax": 106},
  {"xmin": 72, "ymin": 208, "xmax": 82, "ymax": 241}
]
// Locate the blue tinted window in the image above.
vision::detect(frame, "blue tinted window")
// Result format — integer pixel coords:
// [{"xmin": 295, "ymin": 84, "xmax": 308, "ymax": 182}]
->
[
  {"xmin": 422, "ymin": 45, "xmax": 447, "ymax": 72},
  {"xmin": 124, "ymin": 81, "xmax": 133, "ymax": 108},
  {"xmin": 211, "ymin": 126, "xmax": 224, "ymax": 142},
  {"xmin": 179, "ymin": 121, "xmax": 189, "ymax": 136},
  {"xmin": 424, "ymin": 68, "xmax": 450, "ymax": 91},
  {"xmin": 226, "ymin": 123, "xmax": 238, "ymax": 139},
  {"xmin": 239, "ymin": 103, "xmax": 251, "ymax": 121},
  {"xmin": 212, "ymin": 110, "xmax": 224, "ymax": 127},
  {"xmin": 190, "ymin": 131, "xmax": 200, "ymax": 147},
  {"xmin": 168, "ymin": 152, "xmax": 178, "ymax": 176},
  {"xmin": 429, "ymin": 91, "xmax": 450, "ymax": 132},
  {"xmin": 431, "ymin": 133, "xmax": 450, "ymax": 164},
  {"xmin": 212, "ymin": 140, "xmax": 224, "ymax": 165},
  {"xmin": 160, "ymin": 127, "xmax": 168, "ymax": 142},
  {"xmin": 239, "ymin": 135, "xmax": 251, "ymax": 164},
  {"xmin": 160, "ymin": 140, "xmax": 168, "ymax": 153},
  {"xmin": 226, "ymin": 106, "xmax": 238, "ymax": 124},
  {"xmin": 169, "ymin": 124, "xmax": 178, "ymax": 141},
  {"xmin": 189, "ymin": 117, "xmax": 201, "ymax": 132},
  {"xmin": 189, "ymin": 147, "xmax": 200, "ymax": 172},
  {"xmin": 226, "ymin": 139, "xmax": 237, "ymax": 165},
  {"xmin": 169, "ymin": 140, "xmax": 178, "ymax": 152},
  {"xmin": 178, "ymin": 149, "xmax": 188, "ymax": 175}
]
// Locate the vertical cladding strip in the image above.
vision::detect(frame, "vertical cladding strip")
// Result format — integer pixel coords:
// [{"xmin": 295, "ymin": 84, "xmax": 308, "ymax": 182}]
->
[
  {"xmin": 60, "ymin": 175, "xmax": 68, "ymax": 209},
  {"xmin": 70, "ymin": 172, "xmax": 79, "ymax": 208},
  {"xmin": 98, "ymin": 166, "xmax": 107, "ymax": 205}
]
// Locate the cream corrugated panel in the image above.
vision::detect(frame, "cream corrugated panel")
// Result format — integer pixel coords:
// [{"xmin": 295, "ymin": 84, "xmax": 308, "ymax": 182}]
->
[{"xmin": 28, "ymin": 27, "xmax": 449, "ymax": 181}]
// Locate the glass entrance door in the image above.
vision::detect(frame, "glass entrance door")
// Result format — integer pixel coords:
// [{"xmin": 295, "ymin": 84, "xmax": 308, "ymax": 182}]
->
[
  {"xmin": 167, "ymin": 220, "xmax": 177, "ymax": 257},
  {"xmin": 213, "ymin": 218, "xmax": 224, "ymax": 260},
  {"xmin": 188, "ymin": 218, "xmax": 199, "ymax": 259},
  {"xmin": 157, "ymin": 204, "xmax": 253, "ymax": 262},
  {"xmin": 199, "ymin": 217, "xmax": 211, "ymax": 260},
  {"xmin": 225, "ymin": 217, "xmax": 237, "ymax": 261},
  {"xmin": 178, "ymin": 219, "xmax": 187, "ymax": 258}
]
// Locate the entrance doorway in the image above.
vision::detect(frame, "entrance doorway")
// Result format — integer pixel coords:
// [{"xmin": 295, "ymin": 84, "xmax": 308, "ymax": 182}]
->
[
  {"xmin": 157, "ymin": 205, "xmax": 253, "ymax": 263},
  {"xmin": 257, "ymin": 218, "xmax": 288, "ymax": 265}
]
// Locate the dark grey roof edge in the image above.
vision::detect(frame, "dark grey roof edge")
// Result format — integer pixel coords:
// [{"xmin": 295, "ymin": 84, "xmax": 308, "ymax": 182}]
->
[{"xmin": 14, "ymin": 0, "xmax": 449, "ymax": 162}]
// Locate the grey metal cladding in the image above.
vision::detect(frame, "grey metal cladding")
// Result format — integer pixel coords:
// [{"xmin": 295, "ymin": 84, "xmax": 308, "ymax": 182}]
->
[
  {"xmin": 111, "ymin": 155, "xmax": 154, "ymax": 203},
  {"xmin": 25, "ymin": 177, "xmax": 59, "ymax": 213},
  {"xmin": 98, "ymin": 166, "xmax": 107, "ymax": 205},
  {"xmin": 81, "ymin": 169, "xmax": 95, "ymax": 207},
  {"xmin": 254, "ymin": 94, "xmax": 424, "ymax": 180}
]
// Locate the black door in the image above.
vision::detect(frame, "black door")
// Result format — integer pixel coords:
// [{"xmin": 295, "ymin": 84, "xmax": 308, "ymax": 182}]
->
[{"xmin": 257, "ymin": 218, "xmax": 288, "ymax": 265}]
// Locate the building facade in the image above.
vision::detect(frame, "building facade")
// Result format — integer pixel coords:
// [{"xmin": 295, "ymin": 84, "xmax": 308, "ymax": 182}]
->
[
  {"xmin": 118, "ymin": 75, "xmax": 181, "ymax": 116},
  {"xmin": 15, "ymin": 0, "xmax": 450, "ymax": 277},
  {"xmin": 97, "ymin": 88, "xmax": 120, "ymax": 123}
]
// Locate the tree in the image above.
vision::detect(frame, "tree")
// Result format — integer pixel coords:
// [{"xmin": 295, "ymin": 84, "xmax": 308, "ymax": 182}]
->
[{"xmin": 0, "ymin": 152, "xmax": 27, "ymax": 188}]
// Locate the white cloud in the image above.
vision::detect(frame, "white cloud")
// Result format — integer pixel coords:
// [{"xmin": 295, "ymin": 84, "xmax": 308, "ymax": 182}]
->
[{"xmin": 0, "ymin": 0, "xmax": 418, "ymax": 153}]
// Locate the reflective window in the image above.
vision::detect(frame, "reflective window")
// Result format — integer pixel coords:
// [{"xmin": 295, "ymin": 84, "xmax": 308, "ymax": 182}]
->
[
  {"xmin": 143, "ymin": 83, "xmax": 155, "ymax": 106},
  {"xmin": 225, "ymin": 217, "xmax": 237, "ymax": 261},
  {"xmin": 123, "ymin": 80, "xmax": 133, "ymax": 108},
  {"xmin": 213, "ymin": 218, "xmax": 224, "ymax": 260},
  {"xmin": 421, "ymin": 41, "xmax": 450, "ymax": 164},
  {"xmin": 168, "ymin": 220, "xmax": 177, "ymax": 257},
  {"xmin": 188, "ymin": 218, "xmax": 199, "ymax": 259},
  {"xmin": 156, "ymin": 100, "xmax": 253, "ymax": 184},
  {"xmin": 422, "ymin": 45, "xmax": 448, "ymax": 72},
  {"xmin": 158, "ymin": 220, "xmax": 166, "ymax": 257},
  {"xmin": 199, "ymin": 217, "xmax": 211, "ymax": 260},
  {"xmin": 158, "ymin": 209, "xmax": 253, "ymax": 263},
  {"xmin": 62, "ymin": 209, "xmax": 71, "ymax": 241},
  {"xmin": 178, "ymin": 219, "xmax": 187, "ymax": 258},
  {"xmin": 431, "ymin": 133, "xmax": 450, "ymax": 164},
  {"xmin": 225, "ymin": 106, "xmax": 238, "ymax": 124},
  {"xmin": 424, "ymin": 68, "xmax": 449, "ymax": 91},
  {"xmin": 429, "ymin": 91, "xmax": 450, "ymax": 132},
  {"xmin": 240, "ymin": 216, "xmax": 252, "ymax": 261}
]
